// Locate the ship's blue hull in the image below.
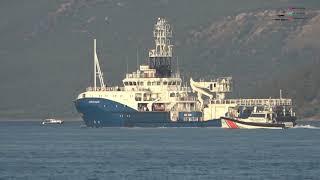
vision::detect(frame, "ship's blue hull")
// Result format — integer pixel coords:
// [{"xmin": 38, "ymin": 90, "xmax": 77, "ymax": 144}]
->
[{"xmin": 74, "ymin": 98, "xmax": 221, "ymax": 127}]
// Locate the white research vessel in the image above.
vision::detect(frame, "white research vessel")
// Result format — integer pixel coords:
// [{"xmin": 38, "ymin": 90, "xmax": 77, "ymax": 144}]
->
[{"xmin": 74, "ymin": 17, "xmax": 296, "ymax": 128}]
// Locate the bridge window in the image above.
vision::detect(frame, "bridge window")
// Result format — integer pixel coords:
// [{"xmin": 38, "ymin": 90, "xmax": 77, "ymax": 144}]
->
[
  {"xmin": 172, "ymin": 81, "xmax": 176, "ymax": 85},
  {"xmin": 143, "ymin": 93, "xmax": 152, "ymax": 101},
  {"xmin": 157, "ymin": 81, "xmax": 161, "ymax": 85},
  {"xmin": 129, "ymin": 82, "xmax": 133, "ymax": 86},
  {"xmin": 168, "ymin": 81, "xmax": 172, "ymax": 85},
  {"xmin": 139, "ymin": 81, "xmax": 144, "ymax": 86},
  {"xmin": 133, "ymin": 82, "xmax": 137, "ymax": 85},
  {"xmin": 135, "ymin": 93, "xmax": 142, "ymax": 101},
  {"xmin": 147, "ymin": 81, "xmax": 151, "ymax": 86},
  {"xmin": 177, "ymin": 81, "xmax": 181, "ymax": 85},
  {"xmin": 152, "ymin": 81, "xmax": 156, "ymax": 85},
  {"xmin": 250, "ymin": 114, "xmax": 266, "ymax": 118},
  {"xmin": 163, "ymin": 81, "xmax": 167, "ymax": 85},
  {"xmin": 124, "ymin": 82, "xmax": 129, "ymax": 86}
]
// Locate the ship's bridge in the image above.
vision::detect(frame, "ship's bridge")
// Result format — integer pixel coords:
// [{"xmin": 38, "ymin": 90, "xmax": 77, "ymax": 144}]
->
[
  {"xmin": 122, "ymin": 65, "xmax": 183, "ymax": 92},
  {"xmin": 125, "ymin": 65, "xmax": 157, "ymax": 79}
]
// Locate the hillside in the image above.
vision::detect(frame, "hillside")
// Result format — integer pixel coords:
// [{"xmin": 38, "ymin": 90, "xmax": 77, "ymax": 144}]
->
[
  {"xmin": 0, "ymin": 0, "xmax": 319, "ymax": 118},
  {"xmin": 256, "ymin": 61, "xmax": 320, "ymax": 118},
  {"xmin": 182, "ymin": 8, "xmax": 320, "ymax": 118}
]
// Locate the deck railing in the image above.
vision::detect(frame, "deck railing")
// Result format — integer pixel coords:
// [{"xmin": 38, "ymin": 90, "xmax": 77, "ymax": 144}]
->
[
  {"xmin": 86, "ymin": 86, "xmax": 125, "ymax": 91},
  {"xmin": 86, "ymin": 86, "xmax": 192, "ymax": 92},
  {"xmin": 210, "ymin": 98, "xmax": 292, "ymax": 106}
]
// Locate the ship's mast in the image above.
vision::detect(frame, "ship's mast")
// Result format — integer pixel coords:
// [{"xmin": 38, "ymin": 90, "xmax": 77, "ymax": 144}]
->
[
  {"xmin": 94, "ymin": 39, "xmax": 97, "ymax": 90},
  {"xmin": 93, "ymin": 39, "xmax": 105, "ymax": 90},
  {"xmin": 149, "ymin": 17, "xmax": 173, "ymax": 77}
]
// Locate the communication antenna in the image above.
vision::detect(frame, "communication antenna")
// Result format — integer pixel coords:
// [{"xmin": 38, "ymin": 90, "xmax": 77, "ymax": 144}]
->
[
  {"xmin": 136, "ymin": 48, "xmax": 139, "ymax": 69},
  {"xmin": 126, "ymin": 56, "xmax": 129, "ymax": 74},
  {"xmin": 177, "ymin": 56, "xmax": 180, "ymax": 74}
]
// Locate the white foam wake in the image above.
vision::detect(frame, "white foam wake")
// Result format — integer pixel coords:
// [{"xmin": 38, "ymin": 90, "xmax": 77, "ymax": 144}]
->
[{"xmin": 293, "ymin": 124, "xmax": 320, "ymax": 129}]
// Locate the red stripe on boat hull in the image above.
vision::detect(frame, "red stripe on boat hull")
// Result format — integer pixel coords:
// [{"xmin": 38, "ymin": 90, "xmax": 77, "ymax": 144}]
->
[{"xmin": 226, "ymin": 120, "xmax": 239, "ymax": 128}]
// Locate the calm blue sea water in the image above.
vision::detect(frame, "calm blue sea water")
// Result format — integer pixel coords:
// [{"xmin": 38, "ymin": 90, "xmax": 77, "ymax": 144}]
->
[{"xmin": 0, "ymin": 120, "xmax": 320, "ymax": 180}]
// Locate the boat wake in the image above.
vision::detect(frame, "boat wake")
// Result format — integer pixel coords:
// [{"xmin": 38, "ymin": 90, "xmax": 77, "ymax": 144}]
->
[{"xmin": 293, "ymin": 125, "xmax": 320, "ymax": 129}]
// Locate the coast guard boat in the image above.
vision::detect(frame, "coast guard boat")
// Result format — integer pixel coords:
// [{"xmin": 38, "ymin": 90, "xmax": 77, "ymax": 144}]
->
[
  {"xmin": 74, "ymin": 17, "xmax": 296, "ymax": 128},
  {"xmin": 221, "ymin": 104, "xmax": 296, "ymax": 129}
]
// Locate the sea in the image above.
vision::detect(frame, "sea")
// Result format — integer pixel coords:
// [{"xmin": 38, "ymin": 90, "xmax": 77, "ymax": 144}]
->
[{"xmin": 0, "ymin": 120, "xmax": 319, "ymax": 180}]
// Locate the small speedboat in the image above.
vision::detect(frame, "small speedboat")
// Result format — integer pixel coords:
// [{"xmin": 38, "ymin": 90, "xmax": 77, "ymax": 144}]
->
[{"xmin": 42, "ymin": 118, "xmax": 64, "ymax": 125}]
